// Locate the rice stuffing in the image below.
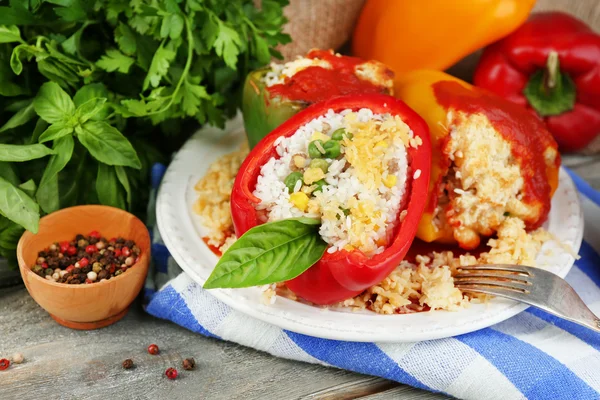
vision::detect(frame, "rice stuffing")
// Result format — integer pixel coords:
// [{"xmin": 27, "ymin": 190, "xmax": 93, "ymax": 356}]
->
[{"xmin": 252, "ymin": 108, "xmax": 420, "ymax": 256}]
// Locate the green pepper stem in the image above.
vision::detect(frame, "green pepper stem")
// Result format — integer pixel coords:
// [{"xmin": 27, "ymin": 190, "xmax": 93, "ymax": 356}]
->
[{"xmin": 546, "ymin": 51, "xmax": 559, "ymax": 90}]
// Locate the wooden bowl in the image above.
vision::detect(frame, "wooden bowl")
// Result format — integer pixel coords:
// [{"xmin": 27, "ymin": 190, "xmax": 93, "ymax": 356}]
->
[{"xmin": 17, "ymin": 205, "xmax": 151, "ymax": 330}]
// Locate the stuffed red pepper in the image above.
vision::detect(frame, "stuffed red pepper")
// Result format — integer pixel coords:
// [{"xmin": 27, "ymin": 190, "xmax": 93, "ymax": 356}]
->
[{"xmin": 204, "ymin": 94, "xmax": 431, "ymax": 305}]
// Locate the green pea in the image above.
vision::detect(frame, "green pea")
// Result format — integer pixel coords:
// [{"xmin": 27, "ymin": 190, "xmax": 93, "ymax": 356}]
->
[
  {"xmin": 284, "ymin": 171, "xmax": 304, "ymax": 193},
  {"xmin": 331, "ymin": 128, "xmax": 353, "ymax": 141},
  {"xmin": 312, "ymin": 179, "xmax": 327, "ymax": 193},
  {"xmin": 309, "ymin": 158, "xmax": 329, "ymax": 173},
  {"xmin": 308, "ymin": 140, "xmax": 325, "ymax": 158},
  {"xmin": 323, "ymin": 140, "xmax": 341, "ymax": 158},
  {"xmin": 331, "ymin": 129, "xmax": 345, "ymax": 141}
]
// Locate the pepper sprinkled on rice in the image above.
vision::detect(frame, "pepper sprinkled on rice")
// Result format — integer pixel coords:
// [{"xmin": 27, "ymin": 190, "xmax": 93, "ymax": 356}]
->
[{"xmin": 253, "ymin": 108, "xmax": 422, "ymax": 256}]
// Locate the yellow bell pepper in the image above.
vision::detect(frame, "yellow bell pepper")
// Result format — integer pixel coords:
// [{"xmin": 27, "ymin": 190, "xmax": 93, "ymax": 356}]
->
[
  {"xmin": 352, "ymin": 0, "xmax": 536, "ymax": 75},
  {"xmin": 394, "ymin": 70, "xmax": 560, "ymax": 246}
]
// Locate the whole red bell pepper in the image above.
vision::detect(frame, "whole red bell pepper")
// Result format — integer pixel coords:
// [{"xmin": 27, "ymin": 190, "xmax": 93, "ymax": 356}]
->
[
  {"xmin": 474, "ymin": 12, "xmax": 600, "ymax": 152},
  {"xmin": 230, "ymin": 94, "xmax": 432, "ymax": 305}
]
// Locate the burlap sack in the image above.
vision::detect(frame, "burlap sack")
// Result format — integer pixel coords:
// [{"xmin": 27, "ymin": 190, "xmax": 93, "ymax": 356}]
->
[{"xmin": 276, "ymin": 0, "xmax": 365, "ymax": 61}]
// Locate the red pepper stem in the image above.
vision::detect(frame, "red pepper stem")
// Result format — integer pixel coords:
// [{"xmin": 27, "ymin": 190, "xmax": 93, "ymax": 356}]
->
[{"xmin": 546, "ymin": 51, "xmax": 559, "ymax": 89}]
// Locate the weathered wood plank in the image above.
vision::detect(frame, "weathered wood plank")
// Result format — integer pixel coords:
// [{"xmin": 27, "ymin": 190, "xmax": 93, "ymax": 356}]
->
[{"xmin": 0, "ymin": 286, "xmax": 443, "ymax": 399}]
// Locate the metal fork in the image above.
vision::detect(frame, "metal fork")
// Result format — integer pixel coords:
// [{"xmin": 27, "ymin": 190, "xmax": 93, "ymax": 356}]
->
[{"xmin": 454, "ymin": 264, "xmax": 600, "ymax": 333}]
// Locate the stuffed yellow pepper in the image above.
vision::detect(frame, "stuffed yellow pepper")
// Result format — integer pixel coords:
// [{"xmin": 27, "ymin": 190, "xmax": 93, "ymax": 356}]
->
[{"xmin": 395, "ymin": 70, "xmax": 560, "ymax": 250}]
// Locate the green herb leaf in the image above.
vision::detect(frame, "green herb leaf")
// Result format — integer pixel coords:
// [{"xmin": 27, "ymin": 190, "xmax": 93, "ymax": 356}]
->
[
  {"xmin": 36, "ymin": 135, "xmax": 74, "ymax": 213},
  {"xmin": 75, "ymin": 97, "xmax": 107, "ymax": 124},
  {"xmin": 0, "ymin": 101, "xmax": 36, "ymax": 133},
  {"xmin": 18, "ymin": 179, "xmax": 37, "ymax": 198},
  {"xmin": 161, "ymin": 13, "xmax": 184, "ymax": 40},
  {"xmin": 181, "ymin": 78, "xmax": 209, "ymax": 116},
  {"xmin": 38, "ymin": 124, "xmax": 73, "ymax": 143},
  {"xmin": 52, "ymin": 2, "xmax": 88, "ymax": 22},
  {"xmin": 0, "ymin": 176, "xmax": 39, "ymax": 233},
  {"xmin": 33, "ymin": 82, "xmax": 76, "ymax": 124},
  {"xmin": 0, "ymin": 74, "xmax": 27, "ymax": 96},
  {"xmin": 77, "ymin": 120, "xmax": 141, "ymax": 169},
  {"xmin": 0, "ymin": 162, "xmax": 19, "ymax": 186},
  {"xmin": 10, "ymin": 44, "xmax": 44, "ymax": 75},
  {"xmin": 143, "ymin": 42, "xmax": 176, "ymax": 90},
  {"xmin": 214, "ymin": 22, "xmax": 242, "ymax": 69},
  {"xmin": 0, "ymin": 6, "xmax": 36, "ymax": 26},
  {"xmin": 0, "ymin": 221, "xmax": 24, "ymax": 252},
  {"xmin": 253, "ymin": 34, "xmax": 271, "ymax": 65},
  {"xmin": 115, "ymin": 22, "xmax": 137, "ymax": 55},
  {"xmin": 30, "ymin": 118, "xmax": 48, "ymax": 144},
  {"xmin": 73, "ymin": 84, "xmax": 110, "ymax": 120},
  {"xmin": 96, "ymin": 163, "xmax": 126, "ymax": 209},
  {"xmin": 0, "ymin": 25, "xmax": 22, "ymax": 43},
  {"xmin": 0, "ymin": 143, "xmax": 54, "ymax": 162},
  {"xmin": 96, "ymin": 49, "xmax": 135, "ymax": 74},
  {"xmin": 115, "ymin": 166, "xmax": 132, "ymax": 209},
  {"xmin": 203, "ymin": 218, "xmax": 327, "ymax": 289},
  {"xmin": 37, "ymin": 58, "xmax": 80, "ymax": 90}
]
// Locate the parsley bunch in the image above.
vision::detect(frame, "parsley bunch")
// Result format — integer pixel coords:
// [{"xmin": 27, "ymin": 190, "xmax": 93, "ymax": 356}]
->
[{"xmin": 0, "ymin": 0, "xmax": 290, "ymax": 266}]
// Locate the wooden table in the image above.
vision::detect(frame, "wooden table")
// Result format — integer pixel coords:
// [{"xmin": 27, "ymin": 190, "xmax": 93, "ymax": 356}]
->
[{"xmin": 0, "ymin": 155, "xmax": 598, "ymax": 399}]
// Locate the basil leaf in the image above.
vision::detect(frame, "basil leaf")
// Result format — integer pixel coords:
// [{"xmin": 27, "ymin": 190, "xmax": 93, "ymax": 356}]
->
[
  {"xmin": 96, "ymin": 163, "xmax": 125, "ymax": 209},
  {"xmin": 74, "ymin": 84, "xmax": 110, "ymax": 121},
  {"xmin": 10, "ymin": 44, "xmax": 44, "ymax": 75},
  {"xmin": 0, "ymin": 101, "xmax": 35, "ymax": 133},
  {"xmin": 0, "ymin": 25, "xmax": 22, "ymax": 43},
  {"xmin": 33, "ymin": 81, "xmax": 76, "ymax": 124},
  {"xmin": 36, "ymin": 135, "xmax": 74, "ymax": 213},
  {"xmin": 75, "ymin": 97, "xmax": 107, "ymax": 124},
  {"xmin": 0, "ymin": 222, "xmax": 24, "ymax": 251},
  {"xmin": 0, "ymin": 162, "xmax": 19, "ymax": 186},
  {"xmin": 203, "ymin": 218, "xmax": 327, "ymax": 289},
  {"xmin": 115, "ymin": 166, "xmax": 132, "ymax": 209},
  {"xmin": 30, "ymin": 118, "xmax": 48, "ymax": 144},
  {"xmin": 38, "ymin": 124, "xmax": 73, "ymax": 143},
  {"xmin": 18, "ymin": 179, "xmax": 37, "ymax": 198},
  {"xmin": 77, "ymin": 120, "xmax": 141, "ymax": 169},
  {"xmin": 0, "ymin": 143, "xmax": 54, "ymax": 162},
  {"xmin": 0, "ymin": 176, "xmax": 39, "ymax": 233}
]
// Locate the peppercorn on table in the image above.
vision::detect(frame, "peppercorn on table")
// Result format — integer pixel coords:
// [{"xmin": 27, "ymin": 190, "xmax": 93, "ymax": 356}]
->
[{"xmin": 0, "ymin": 153, "xmax": 597, "ymax": 400}]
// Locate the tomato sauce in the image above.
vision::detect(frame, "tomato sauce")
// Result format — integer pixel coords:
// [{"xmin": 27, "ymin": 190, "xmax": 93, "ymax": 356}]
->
[
  {"xmin": 202, "ymin": 237, "xmax": 222, "ymax": 257},
  {"xmin": 267, "ymin": 50, "xmax": 392, "ymax": 103},
  {"xmin": 432, "ymin": 81, "xmax": 560, "ymax": 229}
]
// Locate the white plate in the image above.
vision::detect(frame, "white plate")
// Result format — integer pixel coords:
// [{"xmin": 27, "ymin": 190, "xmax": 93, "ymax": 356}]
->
[{"xmin": 156, "ymin": 115, "xmax": 584, "ymax": 343}]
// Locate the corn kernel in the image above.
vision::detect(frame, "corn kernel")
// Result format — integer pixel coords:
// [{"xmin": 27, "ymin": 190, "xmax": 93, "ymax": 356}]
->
[
  {"xmin": 289, "ymin": 192, "xmax": 309, "ymax": 211},
  {"xmin": 375, "ymin": 140, "xmax": 388, "ymax": 148},
  {"xmin": 293, "ymin": 155, "xmax": 306, "ymax": 168},
  {"xmin": 343, "ymin": 244, "xmax": 354, "ymax": 252},
  {"xmin": 311, "ymin": 131, "xmax": 330, "ymax": 142},
  {"xmin": 383, "ymin": 174, "xmax": 397, "ymax": 188},
  {"xmin": 303, "ymin": 167, "xmax": 325, "ymax": 185}
]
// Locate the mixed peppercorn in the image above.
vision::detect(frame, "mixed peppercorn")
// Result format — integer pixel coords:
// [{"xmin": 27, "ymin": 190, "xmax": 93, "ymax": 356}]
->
[
  {"xmin": 30, "ymin": 231, "xmax": 141, "ymax": 284},
  {"xmin": 118, "ymin": 344, "xmax": 196, "ymax": 381},
  {"xmin": 286, "ymin": 127, "xmax": 353, "ymax": 212}
]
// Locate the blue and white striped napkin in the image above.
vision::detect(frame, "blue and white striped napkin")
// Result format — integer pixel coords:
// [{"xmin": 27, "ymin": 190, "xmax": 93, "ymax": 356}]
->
[{"xmin": 145, "ymin": 164, "xmax": 600, "ymax": 400}]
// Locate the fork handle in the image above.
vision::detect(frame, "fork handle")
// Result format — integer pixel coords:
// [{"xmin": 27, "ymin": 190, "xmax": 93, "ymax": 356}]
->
[{"xmin": 465, "ymin": 288, "xmax": 600, "ymax": 333}]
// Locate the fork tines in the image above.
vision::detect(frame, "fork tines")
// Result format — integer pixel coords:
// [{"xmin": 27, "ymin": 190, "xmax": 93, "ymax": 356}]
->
[{"xmin": 454, "ymin": 264, "xmax": 534, "ymax": 294}]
